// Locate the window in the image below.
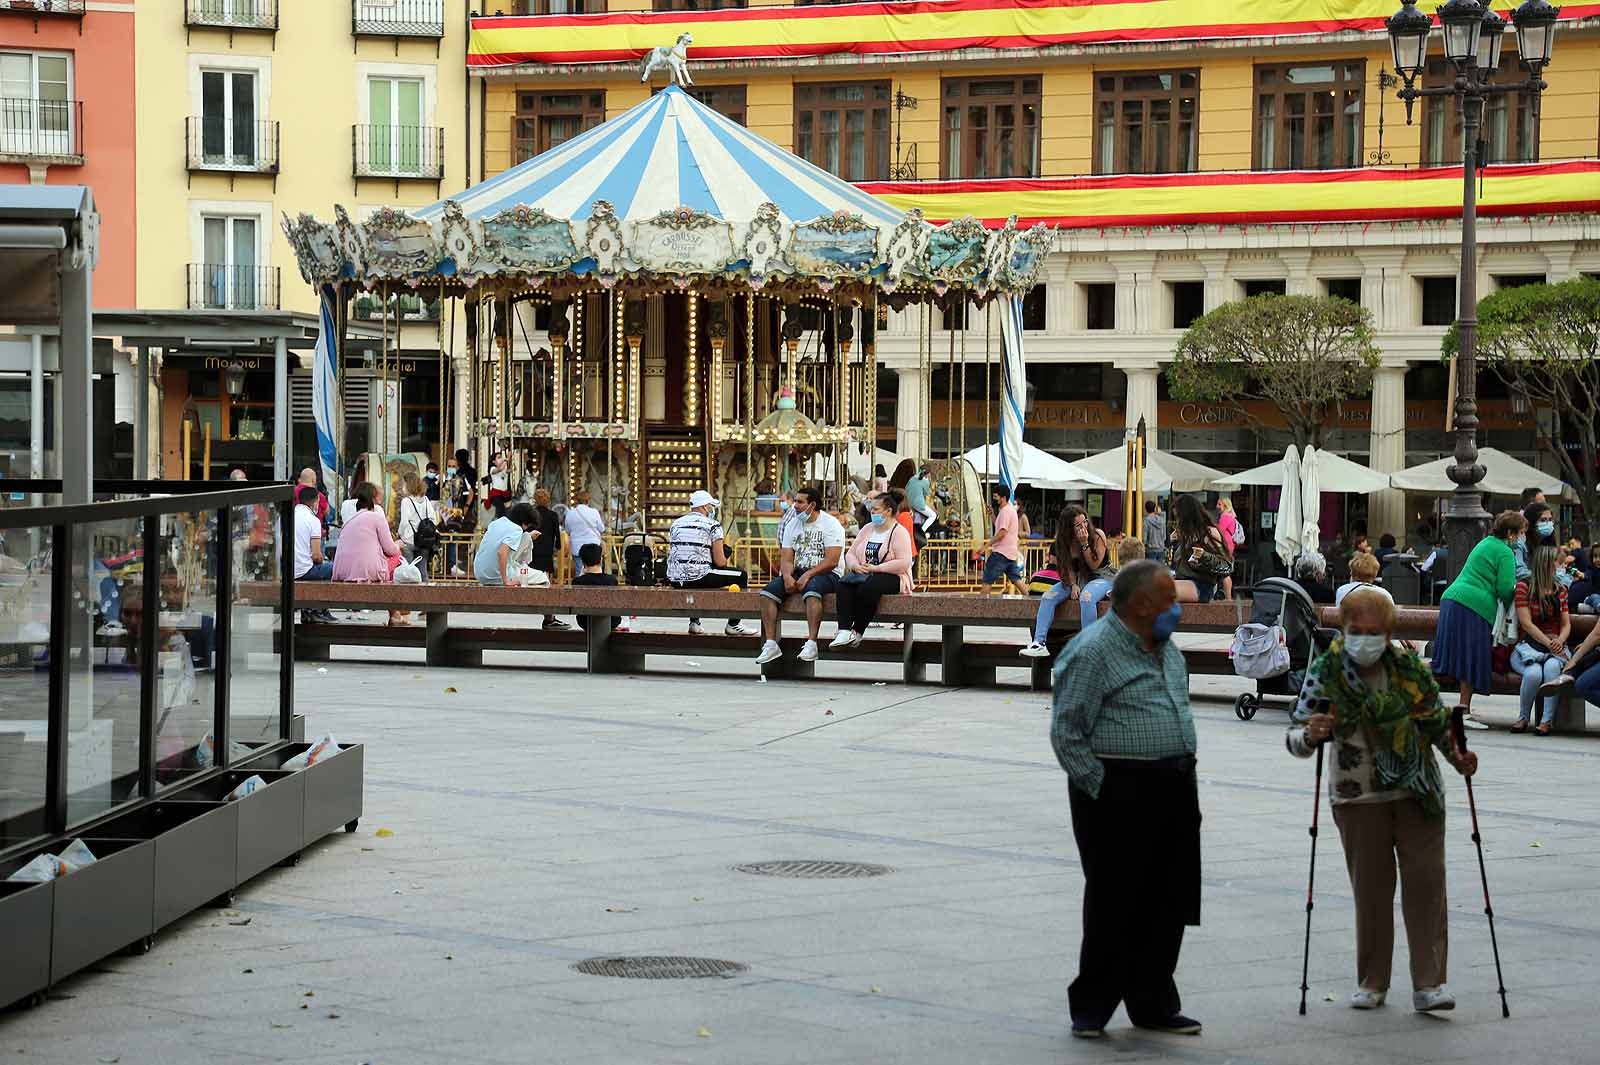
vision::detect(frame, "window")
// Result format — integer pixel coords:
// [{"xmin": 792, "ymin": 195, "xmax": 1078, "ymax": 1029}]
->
[
  {"xmin": 1419, "ymin": 276, "xmax": 1456, "ymax": 326},
  {"xmin": 687, "ymin": 85, "xmax": 745, "ymax": 126},
  {"xmin": 795, "ymin": 81, "xmax": 891, "ymax": 182},
  {"xmin": 1494, "ymin": 273, "xmax": 1545, "ymax": 290},
  {"xmin": 940, "ymin": 301, "xmax": 969, "ymax": 331},
  {"xmin": 1254, "ymin": 62, "xmax": 1363, "ymax": 170},
  {"xmin": 652, "ymin": 0, "xmax": 745, "ymax": 9},
  {"xmin": 942, "ymin": 77, "xmax": 1040, "ymax": 179},
  {"xmin": 368, "ymin": 76, "xmax": 424, "ymax": 174},
  {"xmin": 199, "ymin": 68, "xmax": 258, "ymax": 168},
  {"xmin": 503, "ymin": 1, "xmax": 607, "ymax": 11},
  {"xmin": 1093, "ymin": 70, "xmax": 1198, "ymax": 175},
  {"xmin": 1169, "ymin": 281, "xmax": 1204, "ymax": 329},
  {"xmin": 1243, "ymin": 279, "xmax": 1286, "ymax": 298},
  {"xmin": 1083, "ymin": 283, "xmax": 1115, "ymax": 330},
  {"xmin": 1325, "ymin": 278, "xmax": 1361, "ymax": 304},
  {"xmin": 200, "ymin": 216, "xmax": 261, "ymax": 310},
  {"xmin": 1022, "ymin": 285, "xmax": 1046, "ymax": 331},
  {"xmin": 515, "ymin": 90, "xmax": 603, "ymax": 162},
  {"xmin": 1421, "ymin": 57, "xmax": 1538, "ymax": 165},
  {"xmin": 0, "ymin": 51, "xmax": 73, "ymax": 158}
]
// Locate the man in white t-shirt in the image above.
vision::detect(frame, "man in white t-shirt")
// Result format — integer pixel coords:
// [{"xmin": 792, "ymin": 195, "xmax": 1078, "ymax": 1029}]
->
[
  {"xmin": 563, "ymin": 489, "xmax": 606, "ymax": 562},
  {"xmin": 756, "ymin": 485, "xmax": 846, "ymax": 666},
  {"xmin": 293, "ymin": 485, "xmax": 336, "ymax": 623}
]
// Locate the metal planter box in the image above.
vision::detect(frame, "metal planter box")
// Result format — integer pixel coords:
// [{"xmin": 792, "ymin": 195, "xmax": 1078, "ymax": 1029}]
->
[
  {"xmin": 237, "ymin": 742, "xmax": 364, "ymax": 846},
  {"xmin": 49, "ymin": 838, "xmax": 156, "ymax": 983},
  {"xmin": 86, "ymin": 801, "xmax": 240, "ymax": 929},
  {"xmin": 172, "ymin": 770, "xmax": 304, "ymax": 884},
  {"xmin": 0, "ymin": 879, "xmax": 52, "ymax": 1010}
]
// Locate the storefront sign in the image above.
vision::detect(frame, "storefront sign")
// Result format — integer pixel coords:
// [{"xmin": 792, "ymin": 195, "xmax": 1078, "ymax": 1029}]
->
[
  {"xmin": 932, "ymin": 400, "xmax": 1117, "ymax": 429},
  {"xmin": 1159, "ymin": 399, "xmax": 1535, "ymax": 432},
  {"xmin": 161, "ymin": 354, "xmax": 272, "ymax": 372}
]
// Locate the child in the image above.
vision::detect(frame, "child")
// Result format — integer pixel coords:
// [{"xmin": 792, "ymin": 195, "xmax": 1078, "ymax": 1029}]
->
[{"xmin": 571, "ymin": 542, "xmax": 622, "ymax": 632}]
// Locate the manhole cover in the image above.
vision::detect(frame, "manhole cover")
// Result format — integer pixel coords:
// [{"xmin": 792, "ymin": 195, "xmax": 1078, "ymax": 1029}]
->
[
  {"xmin": 733, "ymin": 860, "xmax": 894, "ymax": 879},
  {"xmin": 572, "ymin": 956, "xmax": 748, "ymax": 980}
]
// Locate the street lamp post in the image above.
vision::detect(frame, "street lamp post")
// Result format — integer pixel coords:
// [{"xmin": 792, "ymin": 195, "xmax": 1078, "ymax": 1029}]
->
[{"xmin": 1386, "ymin": 0, "xmax": 1560, "ymax": 577}]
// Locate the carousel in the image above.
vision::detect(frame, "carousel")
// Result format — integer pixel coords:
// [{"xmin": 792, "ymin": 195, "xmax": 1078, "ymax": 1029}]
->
[{"xmin": 281, "ymin": 74, "xmax": 1050, "ymax": 560}]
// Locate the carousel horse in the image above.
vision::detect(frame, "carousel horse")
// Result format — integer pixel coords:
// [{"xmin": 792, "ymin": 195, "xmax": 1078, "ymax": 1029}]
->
[{"xmin": 639, "ymin": 33, "xmax": 694, "ymax": 87}]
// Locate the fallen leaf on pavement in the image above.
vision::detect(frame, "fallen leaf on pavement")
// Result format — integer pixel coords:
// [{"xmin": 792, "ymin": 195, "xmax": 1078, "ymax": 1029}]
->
[
  {"xmin": 697, "ymin": 1027, "xmax": 711, "ymax": 1038},
  {"xmin": 870, "ymin": 986, "xmax": 881, "ymax": 994},
  {"xmin": 375, "ymin": 828, "xmax": 395, "ymax": 838},
  {"xmin": 1531, "ymin": 841, "xmax": 1543, "ymax": 848},
  {"xmin": 824, "ymin": 709, "xmax": 833, "ymax": 716},
  {"xmin": 228, "ymin": 918, "xmax": 252, "ymax": 926},
  {"xmin": 316, "ymin": 667, "xmax": 327, "ymax": 674},
  {"xmin": 444, "ymin": 686, "xmax": 457, "ymax": 693}
]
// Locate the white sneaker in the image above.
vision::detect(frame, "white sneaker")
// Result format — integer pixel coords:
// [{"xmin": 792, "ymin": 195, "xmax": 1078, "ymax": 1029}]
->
[
  {"xmin": 798, "ymin": 639, "xmax": 819, "ymax": 662},
  {"xmin": 1019, "ymin": 641, "xmax": 1050, "ymax": 658},
  {"xmin": 1412, "ymin": 987, "xmax": 1455, "ymax": 1012},
  {"xmin": 725, "ymin": 622, "xmax": 755, "ymax": 637},
  {"xmin": 754, "ymin": 641, "xmax": 783, "ymax": 665},
  {"xmin": 1460, "ymin": 714, "xmax": 1490, "ymax": 731},
  {"xmin": 688, "ymin": 622, "xmax": 707, "ymax": 636},
  {"xmin": 96, "ymin": 622, "xmax": 127, "ymax": 638},
  {"xmin": 449, "ymin": 565, "xmax": 466, "ymax": 578},
  {"xmin": 828, "ymin": 630, "xmax": 855, "ymax": 650},
  {"xmin": 1350, "ymin": 989, "xmax": 1387, "ymax": 1010}
]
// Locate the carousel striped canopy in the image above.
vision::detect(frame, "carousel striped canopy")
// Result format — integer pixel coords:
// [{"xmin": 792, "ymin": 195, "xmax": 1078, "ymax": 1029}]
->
[{"xmin": 416, "ymin": 84, "xmax": 906, "ymax": 231}]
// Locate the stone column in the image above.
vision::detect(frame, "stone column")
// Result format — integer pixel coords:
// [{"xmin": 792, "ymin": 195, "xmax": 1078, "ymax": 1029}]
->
[
  {"xmin": 1198, "ymin": 251, "xmax": 1231, "ymax": 312},
  {"xmin": 895, "ymin": 365, "xmax": 929, "ymax": 460},
  {"xmin": 1281, "ymin": 250, "xmax": 1315, "ymax": 297},
  {"xmin": 1044, "ymin": 256, "xmax": 1069, "ymax": 333},
  {"xmin": 1356, "ymin": 251, "xmax": 1405, "ymax": 331},
  {"xmin": 1123, "ymin": 363, "xmax": 1160, "ymax": 435},
  {"xmin": 1368, "ymin": 364, "xmax": 1408, "ymax": 541},
  {"xmin": 1115, "ymin": 255, "xmax": 1156, "ymax": 333}
]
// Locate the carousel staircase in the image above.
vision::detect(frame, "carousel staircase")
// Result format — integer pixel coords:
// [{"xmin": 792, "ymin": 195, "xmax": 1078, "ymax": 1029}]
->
[{"xmin": 643, "ymin": 426, "xmax": 708, "ymax": 535}]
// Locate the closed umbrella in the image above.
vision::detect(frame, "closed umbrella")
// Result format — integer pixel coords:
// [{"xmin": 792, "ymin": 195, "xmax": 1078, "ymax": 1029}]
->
[
  {"xmin": 1275, "ymin": 445, "xmax": 1303, "ymax": 569},
  {"xmin": 1299, "ymin": 445, "xmax": 1321, "ymax": 559}
]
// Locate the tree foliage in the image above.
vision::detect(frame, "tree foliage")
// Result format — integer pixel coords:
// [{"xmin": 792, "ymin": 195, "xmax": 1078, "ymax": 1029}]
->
[
  {"xmin": 1444, "ymin": 277, "xmax": 1600, "ymax": 538},
  {"xmin": 1169, "ymin": 295, "xmax": 1381, "ymax": 449}
]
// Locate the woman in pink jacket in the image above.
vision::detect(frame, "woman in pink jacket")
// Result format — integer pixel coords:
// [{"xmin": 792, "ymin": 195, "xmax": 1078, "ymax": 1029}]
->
[
  {"xmin": 331, "ymin": 481, "xmax": 405, "ymax": 622},
  {"xmin": 829, "ymin": 493, "xmax": 916, "ymax": 650}
]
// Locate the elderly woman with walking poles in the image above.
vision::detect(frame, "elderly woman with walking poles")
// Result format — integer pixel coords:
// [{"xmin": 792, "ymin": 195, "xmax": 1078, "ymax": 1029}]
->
[{"xmin": 1287, "ymin": 587, "xmax": 1479, "ymax": 1013}]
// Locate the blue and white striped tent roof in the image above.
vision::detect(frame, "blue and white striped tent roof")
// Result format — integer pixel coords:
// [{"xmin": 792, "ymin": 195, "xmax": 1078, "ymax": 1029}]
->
[{"xmin": 416, "ymin": 84, "xmax": 906, "ymax": 231}]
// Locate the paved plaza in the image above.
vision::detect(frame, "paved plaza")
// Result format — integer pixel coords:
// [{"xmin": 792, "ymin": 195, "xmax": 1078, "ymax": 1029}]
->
[{"xmin": 5, "ymin": 628, "xmax": 1600, "ymax": 1065}]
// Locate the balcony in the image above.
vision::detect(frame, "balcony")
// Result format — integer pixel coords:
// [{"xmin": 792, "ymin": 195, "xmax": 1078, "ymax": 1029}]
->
[
  {"xmin": 353, "ymin": 124, "xmax": 444, "ymax": 185},
  {"xmin": 352, "ymin": 291, "xmax": 441, "ymax": 322},
  {"xmin": 0, "ymin": 0, "xmax": 85, "ymax": 22},
  {"xmin": 0, "ymin": 98, "xmax": 83, "ymax": 165},
  {"xmin": 185, "ymin": 117, "xmax": 280, "ymax": 177},
  {"xmin": 187, "ymin": 264, "xmax": 281, "ymax": 311},
  {"xmin": 185, "ymin": 0, "xmax": 277, "ymax": 32},
  {"xmin": 352, "ymin": 0, "xmax": 445, "ymax": 38}
]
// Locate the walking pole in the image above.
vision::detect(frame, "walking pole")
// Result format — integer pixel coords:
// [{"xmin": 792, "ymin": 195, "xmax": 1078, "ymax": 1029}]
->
[
  {"xmin": 1452, "ymin": 706, "xmax": 1510, "ymax": 1018},
  {"xmin": 1298, "ymin": 726, "xmax": 1326, "ymax": 1016}
]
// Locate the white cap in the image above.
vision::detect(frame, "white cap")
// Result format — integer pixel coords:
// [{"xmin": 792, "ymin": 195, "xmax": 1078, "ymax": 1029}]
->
[{"xmin": 689, "ymin": 490, "xmax": 720, "ymax": 510}]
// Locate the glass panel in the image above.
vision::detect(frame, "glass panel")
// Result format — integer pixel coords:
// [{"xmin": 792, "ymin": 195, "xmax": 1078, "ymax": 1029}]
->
[
  {"xmin": 944, "ymin": 105, "xmax": 960, "ymax": 176},
  {"xmin": 0, "ymin": 522, "xmax": 53, "ymax": 846},
  {"xmin": 796, "ymin": 110, "xmax": 813, "ymax": 166},
  {"xmin": 1286, "ymin": 94, "xmax": 1306, "ymax": 168},
  {"xmin": 1179, "ymin": 72, "xmax": 1197, "ymax": 89},
  {"xmin": 1340, "ymin": 89, "xmax": 1361, "ymax": 167},
  {"xmin": 1425, "ymin": 97, "xmax": 1447, "ymax": 164},
  {"xmin": 229, "ymin": 503, "xmax": 281, "ymax": 754},
  {"xmin": 1516, "ymin": 96, "xmax": 1535, "ymax": 162},
  {"xmin": 871, "ymin": 107, "xmax": 889, "ymax": 180},
  {"xmin": 1121, "ymin": 99, "xmax": 1145, "ymax": 173},
  {"xmin": 154, "ymin": 508, "xmax": 220, "ymax": 793},
  {"xmin": 1023, "ymin": 103, "xmax": 1037, "ymax": 176},
  {"xmin": 204, "ymin": 218, "xmax": 227, "ymax": 309},
  {"xmin": 231, "ymin": 72, "xmax": 255, "ymax": 166},
  {"xmin": 370, "ymin": 78, "xmax": 392, "ymax": 171},
  {"xmin": 1311, "ymin": 91, "xmax": 1334, "ymax": 168},
  {"xmin": 1124, "ymin": 74, "xmax": 1167, "ymax": 93},
  {"xmin": 969, "ymin": 105, "xmax": 989, "ymax": 178},
  {"xmin": 1257, "ymin": 95, "xmax": 1277, "ymax": 167},
  {"xmin": 36, "ymin": 56, "xmax": 68, "ymax": 101},
  {"xmin": 1096, "ymin": 99, "xmax": 1115, "ymax": 172},
  {"xmin": 397, "ymin": 80, "xmax": 422, "ymax": 173},
  {"xmin": 1286, "ymin": 65, "xmax": 1335, "ymax": 85},
  {"xmin": 1485, "ymin": 94, "xmax": 1508, "ymax": 163},
  {"xmin": 1151, "ymin": 98, "xmax": 1171, "ymax": 173},
  {"xmin": 66, "ymin": 517, "xmax": 144, "ymax": 825},
  {"xmin": 821, "ymin": 110, "xmax": 840, "ymax": 176},
  {"xmin": 1177, "ymin": 96, "xmax": 1196, "ymax": 171},
  {"xmin": 970, "ymin": 80, "xmax": 1014, "ymax": 97},
  {"xmin": 202, "ymin": 70, "xmax": 225, "ymax": 159},
  {"xmin": 994, "ymin": 103, "xmax": 1015, "ymax": 176},
  {"xmin": 844, "ymin": 108, "xmax": 864, "ymax": 182}
]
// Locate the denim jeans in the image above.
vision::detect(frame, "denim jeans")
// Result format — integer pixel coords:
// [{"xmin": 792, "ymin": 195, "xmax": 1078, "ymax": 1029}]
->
[
  {"xmin": 1032, "ymin": 582, "xmax": 1072, "ymax": 643},
  {"xmin": 1510, "ymin": 643, "xmax": 1564, "ymax": 726},
  {"xmin": 1078, "ymin": 578, "xmax": 1114, "ymax": 633},
  {"xmin": 1576, "ymin": 657, "xmax": 1600, "ymax": 710}
]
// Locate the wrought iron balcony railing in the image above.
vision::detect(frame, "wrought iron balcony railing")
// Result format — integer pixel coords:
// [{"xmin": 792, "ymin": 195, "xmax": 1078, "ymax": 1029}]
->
[
  {"xmin": 185, "ymin": 117, "xmax": 280, "ymax": 175},
  {"xmin": 352, "ymin": 0, "xmax": 445, "ymax": 37},
  {"xmin": 0, "ymin": 98, "xmax": 83, "ymax": 162},
  {"xmin": 187, "ymin": 264, "xmax": 281, "ymax": 311},
  {"xmin": 185, "ymin": 0, "xmax": 277, "ymax": 31},
  {"xmin": 0, "ymin": 0, "xmax": 86, "ymax": 17},
  {"xmin": 352, "ymin": 124, "xmax": 445, "ymax": 180}
]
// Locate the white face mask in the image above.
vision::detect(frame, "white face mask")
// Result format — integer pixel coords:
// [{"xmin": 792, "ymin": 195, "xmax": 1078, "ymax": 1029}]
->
[{"xmin": 1344, "ymin": 633, "xmax": 1388, "ymax": 667}]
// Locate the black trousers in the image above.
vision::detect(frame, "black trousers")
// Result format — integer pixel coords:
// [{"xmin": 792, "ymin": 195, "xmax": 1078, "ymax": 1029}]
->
[
  {"xmin": 835, "ymin": 573, "xmax": 900, "ymax": 633},
  {"xmin": 1067, "ymin": 757, "xmax": 1201, "ymax": 1028},
  {"xmin": 673, "ymin": 568, "xmax": 748, "ymax": 626}
]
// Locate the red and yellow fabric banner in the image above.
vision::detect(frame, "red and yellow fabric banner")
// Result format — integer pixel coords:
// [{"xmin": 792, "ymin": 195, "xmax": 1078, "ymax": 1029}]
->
[
  {"xmin": 856, "ymin": 161, "xmax": 1600, "ymax": 228},
  {"xmin": 468, "ymin": 0, "xmax": 1598, "ymax": 68}
]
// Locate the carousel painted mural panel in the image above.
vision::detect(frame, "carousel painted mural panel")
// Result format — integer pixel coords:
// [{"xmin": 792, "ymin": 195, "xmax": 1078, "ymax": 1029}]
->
[
  {"xmin": 479, "ymin": 205, "xmax": 581, "ymax": 273},
  {"xmin": 787, "ymin": 212, "xmax": 880, "ymax": 279},
  {"xmin": 920, "ymin": 217, "xmax": 988, "ymax": 286},
  {"xmin": 359, "ymin": 208, "xmax": 440, "ymax": 279}
]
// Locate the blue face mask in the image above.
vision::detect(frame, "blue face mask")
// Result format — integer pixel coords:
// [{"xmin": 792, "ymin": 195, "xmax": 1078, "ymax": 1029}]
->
[
  {"xmin": 1151, "ymin": 603, "xmax": 1183, "ymax": 644},
  {"xmin": 1537, "ymin": 520, "xmax": 1555, "ymax": 537},
  {"xmin": 779, "ymin": 500, "xmax": 791, "ymax": 511},
  {"xmin": 870, "ymin": 513, "xmax": 887, "ymax": 526}
]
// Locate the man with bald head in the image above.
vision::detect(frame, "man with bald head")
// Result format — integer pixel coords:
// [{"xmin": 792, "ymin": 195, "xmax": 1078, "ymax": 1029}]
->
[
  {"xmin": 1050, "ymin": 559, "xmax": 1202, "ymax": 1040},
  {"xmin": 297, "ymin": 468, "xmax": 331, "ymax": 526}
]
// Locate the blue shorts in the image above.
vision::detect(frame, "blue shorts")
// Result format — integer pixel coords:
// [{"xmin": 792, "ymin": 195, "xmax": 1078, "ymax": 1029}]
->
[
  {"xmin": 761, "ymin": 568, "xmax": 842, "ymax": 602},
  {"xmin": 983, "ymin": 552, "xmax": 1023, "ymax": 584}
]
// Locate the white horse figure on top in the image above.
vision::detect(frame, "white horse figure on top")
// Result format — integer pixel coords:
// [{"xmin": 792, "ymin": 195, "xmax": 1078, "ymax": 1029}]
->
[{"xmin": 639, "ymin": 32, "xmax": 694, "ymax": 87}]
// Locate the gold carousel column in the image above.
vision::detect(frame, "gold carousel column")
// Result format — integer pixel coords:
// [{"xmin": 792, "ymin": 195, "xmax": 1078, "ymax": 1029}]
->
[
  {"xmin": 685, "ymin": 290, "xmax": 700, "ymax": 429},
  {"xmin": 625, "ymin": 299, "xmax": 645, "ymax": 520},
  {"xmin": 548, "ymin": 301, "xmax": 568, "ymax": 428},
  {"xmin": 644, "ymin": 296, "xmax": 666, "ymax": 422}
]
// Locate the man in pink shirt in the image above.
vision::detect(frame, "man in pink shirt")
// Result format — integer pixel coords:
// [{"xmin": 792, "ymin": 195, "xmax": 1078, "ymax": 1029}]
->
[{"xmin": 982, "ymin": 486, "xmax": 1027, "ymax": 596}]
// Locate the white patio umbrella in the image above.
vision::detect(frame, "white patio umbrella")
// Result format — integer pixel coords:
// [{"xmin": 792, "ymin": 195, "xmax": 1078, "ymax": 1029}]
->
[
  {"xmin": 1070, "ymin": 445, "xmax": 1227, "ymax": 494},
  {"xmin": 961, "ymin": 442, "xmax": 1116, "ymax": 491},
  {"xmin": 1388, "ymin": 447, "xmax": 1576, "ymax": 501},
  {"xmin": 806, "ymin": 446, "xmax": 903, "ymax": 484},
  {"xmin": 1214, "ymin": 449, "xmax": 1392, "ymax": 494},
  {"xmin": 1275, "ymin": 445, "xmax": 1303, "ymax": 569},
  {"xmin": 1299, "ymin": 445, "xmax": 1322, "ymax": 558}
]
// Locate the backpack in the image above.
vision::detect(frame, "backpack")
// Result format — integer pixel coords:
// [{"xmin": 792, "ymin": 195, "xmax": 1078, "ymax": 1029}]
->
[
  {"xmin": 407, "ymin": 498, "xmax": 440, "ymax": 552},
  {"xmin": 1231, "ymin": 520, "xmax": 1246, "ymax": 547}
]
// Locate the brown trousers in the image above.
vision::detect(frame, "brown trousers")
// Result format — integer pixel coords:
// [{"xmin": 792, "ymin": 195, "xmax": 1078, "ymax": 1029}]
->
[{"xmin": 1331, "ymin": 797, "xmax": 1448, "ymax": 993}]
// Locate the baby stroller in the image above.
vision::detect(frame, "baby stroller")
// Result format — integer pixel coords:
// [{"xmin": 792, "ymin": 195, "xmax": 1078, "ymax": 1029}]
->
[
  {"xmin": 621, "ymin": 532, "xmax": 660, "ymax": 587},
  {"xmin": 1231, "ymin": 577, "xmax": 1339, "ymax": 721}
]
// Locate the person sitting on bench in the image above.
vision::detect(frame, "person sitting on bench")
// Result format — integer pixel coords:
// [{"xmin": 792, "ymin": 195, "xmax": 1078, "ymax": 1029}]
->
[
  {"xmin": 572, "ymin": 542, "xmax": 621, "ymax": 633},
  {"xmin": 756, "ymin": 486, "xmax": 846, "ymax": 666},
  {"xmin": 667, "ymin": 490, "xmax": 753, "ymax": 637}
]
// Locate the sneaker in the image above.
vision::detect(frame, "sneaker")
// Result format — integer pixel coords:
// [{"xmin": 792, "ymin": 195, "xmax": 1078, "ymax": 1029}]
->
[
  {"xmin": 543, "ymin": 618, "xmax": 572, "ymax": 631},
  {"xmin": 828, "ymin": 630, "xmax": 856, "ymax": 650},
  {"xmin": 798, "ymin": 639, "xmax": 819, "ymax": 662},
  {"xmin": 688, "ymin": 622, "xmax": 707, "ymax": 636},
  {"xmin": 1019, "ymin": 641, "xmax": 1050, "ymax": 658},
  {"xmin": 754, "ymin": 641, "xmax": 783, "ymax": 665},
  {"xmin": 449, "ymin": 565, "xmax": 466, "ymax": 578},
  {"xmin": 1412, "ymin": 987, "xmax": 1455, "ymax": 1012},
  {"xmin": 1070, "ymin": 1022, "xmax": 1105, "ymax": 1040},
  {"xmin": 1350, "ymin": 989, "xmax": 1387, "ymax": 1010},
  {"xmin": 724, "ymin": 622, "xmax": 755, "ymax": 637},
  {"xmin": 1133, "ymin": 1014, "xmax": 1202, "ymax": 1035},
  {"xmin": 1460, "ymin": 714, "xmax": 1490, "ymax": 731},
  {"xmin": 95, "ymin": 621, "xmax": 126, "ymax": 638}
]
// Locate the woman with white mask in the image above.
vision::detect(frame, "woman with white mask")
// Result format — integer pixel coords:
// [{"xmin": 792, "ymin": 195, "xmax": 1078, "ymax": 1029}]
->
[{"xmin": 1286, "ymin": 588, "xmax": 1478, "ymax": 1014}]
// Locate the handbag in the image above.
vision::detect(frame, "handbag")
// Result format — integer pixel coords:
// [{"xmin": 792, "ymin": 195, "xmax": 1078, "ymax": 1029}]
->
[
  {"xmin": 1231, "ymin": 623, "xmax": 1290, "ymax": 680},
  {"xmin": 1491, "ymin": 600, "xmax": 1520, "ymax": 648}
]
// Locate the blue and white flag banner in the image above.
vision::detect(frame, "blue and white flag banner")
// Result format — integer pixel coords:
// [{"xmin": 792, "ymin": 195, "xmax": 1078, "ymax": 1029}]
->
[
  {"xmin": 312, "ymin": 284, "xmax": 343, "ymax": 500},
  {"xmin": 997, "ymin": 294, "xmax": 1027, "ymax": 500}
]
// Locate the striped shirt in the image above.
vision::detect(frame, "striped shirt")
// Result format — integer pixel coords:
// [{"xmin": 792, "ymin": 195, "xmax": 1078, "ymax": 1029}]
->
[
  {"xmin": 1049, "ymin": 611, "xmax": 1197, "ymax": 798},
  {"xmin": 1514, "ymin": 581, "xmax": 1567, "ymax": 640},
  {"xmin": 666, "ymin": 510, "xmax": 724, "ymax": 584}
]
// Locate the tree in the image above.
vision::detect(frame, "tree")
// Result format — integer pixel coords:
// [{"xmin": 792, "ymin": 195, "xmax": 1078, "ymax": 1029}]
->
[
  {"xmin": 1169, "ymin": 294, "xmax": 1381, "ymax": 450},
  {"xmin": 1445, "ymin": 277, "xmax": 1600, "ymax": 539}
]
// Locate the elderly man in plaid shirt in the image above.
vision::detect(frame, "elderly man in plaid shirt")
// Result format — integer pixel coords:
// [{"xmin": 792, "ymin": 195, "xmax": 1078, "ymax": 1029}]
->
[{"xmin": 1049, "ymin": 559, "xmax": 1202, "ymax": 1041}]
